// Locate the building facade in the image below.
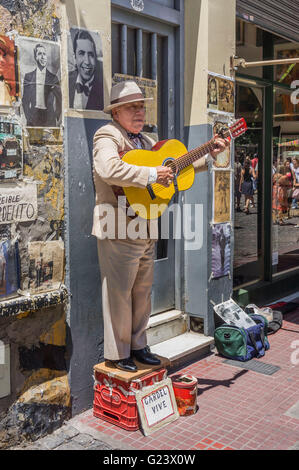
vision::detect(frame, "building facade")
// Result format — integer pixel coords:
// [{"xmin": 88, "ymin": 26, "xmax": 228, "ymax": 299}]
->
[{"xmin": 0, "ymin": 0, "xmax": 298, "ymax": 448}]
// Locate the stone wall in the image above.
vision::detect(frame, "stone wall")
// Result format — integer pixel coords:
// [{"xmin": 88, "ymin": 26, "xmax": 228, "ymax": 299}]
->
[{"xmin": 0, "ymin": 0, "xmax": 69, "ymax": 449}]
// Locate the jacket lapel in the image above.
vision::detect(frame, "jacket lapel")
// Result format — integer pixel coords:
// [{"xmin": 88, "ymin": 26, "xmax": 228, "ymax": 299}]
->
[{"xmin": 112, "ymin": 120, "xmax": 135, "ymax": 150}]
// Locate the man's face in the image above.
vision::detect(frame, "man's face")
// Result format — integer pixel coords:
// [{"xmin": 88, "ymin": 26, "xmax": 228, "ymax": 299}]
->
[
  {"xmin": 75, "ymin": 39, "xmax": 96, "ymax": 82},
  {"xmin": 35, "ymin": 46, "xmax": 47, "ymax": 69},
  {"xmin": 0, "ymin": 48, "xmax": 6, "ymax": 75},
  {"xmin": 113, "ymin": 102, "xmax": 145, "ymax": 133}
]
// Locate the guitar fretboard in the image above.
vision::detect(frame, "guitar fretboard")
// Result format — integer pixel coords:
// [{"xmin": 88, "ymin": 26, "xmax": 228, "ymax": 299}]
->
[{"xmin": 173, "ymin": 139, "xmax": 218, "ymax": 172}]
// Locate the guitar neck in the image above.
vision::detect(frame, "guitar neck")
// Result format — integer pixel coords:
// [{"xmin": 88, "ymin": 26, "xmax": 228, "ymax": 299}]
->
[{"xmin": 176, "ymin": 139, "xmax": 218, "ymax": 171}]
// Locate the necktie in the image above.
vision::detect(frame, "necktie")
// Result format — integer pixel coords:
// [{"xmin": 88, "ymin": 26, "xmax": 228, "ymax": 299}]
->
[
  {"xmin": 75, "ymin": 82, "xmax": 89, "ymax": 96},
  {"xmin": 127, "ymin": 132, "xmax": 144, "ymax": 149},
  {"xmin": 127, "ymin": 132, "xmax": 143, "ymax": 140}
]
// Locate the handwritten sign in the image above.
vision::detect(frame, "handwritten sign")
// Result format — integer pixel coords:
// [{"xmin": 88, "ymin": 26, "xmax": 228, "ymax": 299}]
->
[
  {"xmin": 0, "ymin": 183, "xmax": 38, "ymax": 224},
  {"xmin": 135, "ymin": 378, "xmax": 179, "ymax": 436}
]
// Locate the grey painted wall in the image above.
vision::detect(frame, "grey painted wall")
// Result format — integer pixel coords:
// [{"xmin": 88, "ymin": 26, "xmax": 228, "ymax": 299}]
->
[{"xmin": 64, "ymin": 116, "xmax": 109, "ymax": 414}]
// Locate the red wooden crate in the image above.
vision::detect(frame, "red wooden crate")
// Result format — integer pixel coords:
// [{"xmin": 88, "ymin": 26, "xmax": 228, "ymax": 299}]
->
[{"xmin": 93, "ymin": 366, "xmax": 167, "ymax": 431}]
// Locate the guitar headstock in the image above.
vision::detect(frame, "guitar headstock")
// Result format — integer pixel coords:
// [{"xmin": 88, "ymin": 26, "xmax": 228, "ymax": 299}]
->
[{"xmin": 217, "ymin": 118, "xmax": 247, "ymax": 141}]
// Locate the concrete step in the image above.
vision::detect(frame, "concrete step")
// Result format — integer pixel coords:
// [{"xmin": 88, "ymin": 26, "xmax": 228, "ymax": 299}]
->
[
  {"xmin": 150, "ymin": 331, "xmax": 214, "ymax": 361},
  {"xmin": 147, "ymin": 310, "xmax": 187, "ymax": 347}
]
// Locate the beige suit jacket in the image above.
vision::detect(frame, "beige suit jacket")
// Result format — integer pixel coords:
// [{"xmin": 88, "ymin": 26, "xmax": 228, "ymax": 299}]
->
[{"xmin": 91, "ymin": 120, "xmax": 209, "ymax": 240}]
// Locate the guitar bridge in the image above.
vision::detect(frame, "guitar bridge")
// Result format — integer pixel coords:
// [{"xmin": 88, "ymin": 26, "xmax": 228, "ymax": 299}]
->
[{"xmin": 146, "ymin": 184, "xmax": 156, "ymax": 200}]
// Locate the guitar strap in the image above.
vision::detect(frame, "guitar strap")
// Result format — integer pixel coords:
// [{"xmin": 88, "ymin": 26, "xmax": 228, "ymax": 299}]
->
[{"xmin": 173, "ymin": 174, "xmax": 179, "ymax": 195}]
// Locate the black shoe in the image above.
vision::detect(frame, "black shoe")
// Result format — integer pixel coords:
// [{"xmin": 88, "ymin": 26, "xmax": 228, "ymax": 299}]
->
[
  {"xmin": 132, "ymin": 346, "xmax": 161, "ymax": 366},
  {"xmin": 109, "ymin": 357, "xmax": 137, "ymax": 372}
]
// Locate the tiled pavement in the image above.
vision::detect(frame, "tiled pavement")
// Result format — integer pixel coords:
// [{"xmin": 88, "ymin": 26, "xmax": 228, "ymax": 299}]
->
[{"xmin": 12, "ymin": 302, "xmax": 299, "ymax": 451}]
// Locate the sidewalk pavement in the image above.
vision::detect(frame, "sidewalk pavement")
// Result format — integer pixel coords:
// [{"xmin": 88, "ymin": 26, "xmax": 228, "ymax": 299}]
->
[{"xmin": 11, "ymin": 298, "xmax": 299, "ymax": 451}]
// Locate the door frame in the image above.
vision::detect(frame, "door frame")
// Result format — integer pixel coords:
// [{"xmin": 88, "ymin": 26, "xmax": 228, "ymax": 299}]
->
[{"xmin": 111, "ymin": 0, "xmax": 185, "ymax": 312}]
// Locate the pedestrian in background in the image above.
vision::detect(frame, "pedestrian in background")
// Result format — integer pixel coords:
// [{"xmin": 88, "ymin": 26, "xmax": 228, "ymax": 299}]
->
[
  {"xmin": 272, "ymin": 164, "xmax": 290, "ymax": 225},
  {"xmin": 240, "ymin": 159, "xmax": 255, "ymax": 214}
]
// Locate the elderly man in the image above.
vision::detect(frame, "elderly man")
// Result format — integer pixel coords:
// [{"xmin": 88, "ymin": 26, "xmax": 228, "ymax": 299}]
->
[{"xmin": 92, "ymin": 81, "xmax": 229, "ymax": 372}]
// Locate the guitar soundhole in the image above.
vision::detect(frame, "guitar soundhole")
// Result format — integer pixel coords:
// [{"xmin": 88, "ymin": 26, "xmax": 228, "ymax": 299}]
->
[{"xmin": 164, "ymin": 159, "xmax": 177, "ymax": 174}]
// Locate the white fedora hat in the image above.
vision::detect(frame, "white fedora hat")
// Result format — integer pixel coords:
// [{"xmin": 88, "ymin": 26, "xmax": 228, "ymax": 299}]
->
[{"xmin": 103, "ymin": 81, "xmax": 153, "ymax": 113}]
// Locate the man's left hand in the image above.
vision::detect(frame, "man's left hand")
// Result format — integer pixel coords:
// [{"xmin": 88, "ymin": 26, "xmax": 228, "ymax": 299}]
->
[{"xmin": 210, "ymin": 135, "xmax": 231, "ymax": 160}]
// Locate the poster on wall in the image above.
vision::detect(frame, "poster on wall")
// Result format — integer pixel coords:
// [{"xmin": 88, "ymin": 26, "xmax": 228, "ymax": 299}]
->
[
  {"xmin": 207, "ymin": 72, "xmax": 235, "ymax": 115},
  {"xmin": 214, "ymin": 299, "xmax": 256, "ymax": 329},
  {"xmin": 0, "ymin": 35, "xmax": 19, "ymax": 107},
  {"xmin": 212, "ymin": 120, "xmax": 231, "ymax": 168},
  {"xmin": 212, "ymin": 223, "xmax": 231, "ymax": 279},
  {"xmin": 113, "ymin": 73, "xmax": 158, "ymax": 131},
  {"xmin": 18, "ymin": 36, "xmax": 62, "ymax": 128},
  {"xmin": 0, "ymin": 182, "xmax": 38, "ymax": 225},
  {"xmin": 213, "ymin": 170, "xmax": 231, "ymax": 224},
  {"xmin": 27, "ymin": 240, "xmax": 64, "ymax": 293},
  {"xmin": 0, "ymin": 117, "xmax": 23, "ymax": 180},
  {"xmin": 68, "ymin": 27, "xmax": 104, "ymax": 111},
  {"xmin": 0, "ymin": 240, "xmax": 20, "ymax": 298}
]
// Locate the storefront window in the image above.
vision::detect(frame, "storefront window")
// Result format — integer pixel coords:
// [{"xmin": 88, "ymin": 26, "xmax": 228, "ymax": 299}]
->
[
  {"xmin": 234, "ymin": 81, "xmax": 264, "ymax": 286},
  {"xmin": 234, "ymin": 19, "xmax": 299, "ymax": 286},
  {"xmin": 272, "ymin": 87, "xmax": 299, "ymax": 274}
]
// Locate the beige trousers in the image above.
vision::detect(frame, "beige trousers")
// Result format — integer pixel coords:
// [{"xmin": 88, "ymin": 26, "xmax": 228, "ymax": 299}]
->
[{"xmin": 97, "ymin": 238, "xmax": 155, "ymax": 360}]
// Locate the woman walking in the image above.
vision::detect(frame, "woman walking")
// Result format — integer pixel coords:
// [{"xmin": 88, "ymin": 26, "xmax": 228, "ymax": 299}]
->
[
  {"xmin": 240, "ymin": 159, "xmax": 255, "ymax": 214},
  {"xmin": 272, "ymin": 164, "xmax": 290, "ymax": 225}
]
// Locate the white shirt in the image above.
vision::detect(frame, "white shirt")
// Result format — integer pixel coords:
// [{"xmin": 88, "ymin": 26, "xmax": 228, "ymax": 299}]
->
[
  {"xmin": 73, "ymin": 74, "xmax": 93, "ymax": 110},
  {"xmin": 35, "ymin": 67, "xmax": 46, "ymax": 109}
]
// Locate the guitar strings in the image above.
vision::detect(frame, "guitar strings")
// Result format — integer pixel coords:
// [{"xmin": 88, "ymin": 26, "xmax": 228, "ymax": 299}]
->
[
  {"xmin": 149, "ymin": 126, "xmax": 236, "ymax": 194},
  {"xmin": 150, "ymin": 139, "xmax": 219, "ymax": 194}
]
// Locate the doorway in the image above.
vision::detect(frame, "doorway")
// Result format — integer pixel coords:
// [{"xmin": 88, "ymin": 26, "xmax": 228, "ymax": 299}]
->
[{"xmin": 111, "ymin": 1, "xmax": 184, "ymax": 314}]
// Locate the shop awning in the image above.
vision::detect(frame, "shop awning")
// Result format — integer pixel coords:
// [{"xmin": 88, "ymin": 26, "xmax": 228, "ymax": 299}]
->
[
  {"xmin": 278, "ymin": 139, "xmax": 299, "ymax": 147},
  {"xmin": 236, "ymin": 0, "xmax": 299, "ymax": 43}
]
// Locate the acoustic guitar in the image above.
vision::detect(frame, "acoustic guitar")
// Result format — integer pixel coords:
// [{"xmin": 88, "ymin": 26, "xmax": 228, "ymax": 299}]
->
[{"xmin": 122, "ymin": 118, "xmax": 247, "ymax": 220}]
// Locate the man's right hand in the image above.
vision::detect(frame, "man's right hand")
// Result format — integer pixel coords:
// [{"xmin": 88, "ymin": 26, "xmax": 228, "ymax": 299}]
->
[{"xmin": 155, "ymin": 165, "xmax": 174, "ymax": 187}]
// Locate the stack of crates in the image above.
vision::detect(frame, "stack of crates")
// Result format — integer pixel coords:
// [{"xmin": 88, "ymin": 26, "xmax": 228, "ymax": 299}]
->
[{"xmin": 93, "ymin": 363, "xmax": 167, "ymax": 431}]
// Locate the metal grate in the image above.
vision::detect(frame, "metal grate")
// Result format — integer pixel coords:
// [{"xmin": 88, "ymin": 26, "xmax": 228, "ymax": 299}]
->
[{"xmin": 223, "ymin": 359, "xmax": 280, "ymax": 376}]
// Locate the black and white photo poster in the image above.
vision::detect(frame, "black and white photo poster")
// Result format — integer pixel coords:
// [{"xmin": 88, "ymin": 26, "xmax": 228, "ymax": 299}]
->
[
  {"xmin": 68, "ymin": 27, "xmax": 104, "ymax": 111},
  {"xmin": 18, "ymin": 37, "xmax": 62, "ymax": 128},
  {"xmin": 212, "ymin": 223, "xmax": 231, "ymax": 279},
  {"xmin": 214, "ymin": 299, "xmax": 256, "ymax": 329}
]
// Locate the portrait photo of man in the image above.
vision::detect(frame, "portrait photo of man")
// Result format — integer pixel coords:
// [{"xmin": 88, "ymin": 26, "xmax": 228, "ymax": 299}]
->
[
  {"xmin": 0, "ymin": 35, "xmax": 18, "ymax": 107},
  {"xmin": 68, "ymin": 27, "xmax": 104, "ymax": 111},
  {"xmin": 207, "ymin": 75, "xmax": 218, "ymax": 110},
  {"xmin": 19, "ymin": 37, "xmax": 62, "ymax": 127}
]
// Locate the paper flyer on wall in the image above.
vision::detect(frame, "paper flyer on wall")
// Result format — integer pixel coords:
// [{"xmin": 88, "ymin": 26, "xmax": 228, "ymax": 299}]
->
[
  {"xmin": 207, "ymin": 71, "xmax": 235, "ymax": 116},
  {"xmin": 0, "ymin": 34, "xmax": 19, "ymax": 107},
  {"xmin": 214, "ymin": 299, "xmax": 256, "ymax": 329},
  {"xmin": 0, "ymin": 240, "xmax": 20, "ymax": 298},
  {"xmin": 0, "ymin": 117, "xmax": 23, "ymax": 180},
  {"xmin": 27, "ymin": 240, "xmax": 64, "ymax": 293},
  {"xmin": 0, "ymin": 182, "xmax": 38, "ymax": 225},
  {"xmin": 213, "ymin": 170, "xmax": 232, "ymax": 224},
  {"xmin": 212, "ymin": 120, "xmax": 231, "ymax": 168},
  {"xmin": 212, "ymin": 223, "xmax": 231, "ymax": 279}
]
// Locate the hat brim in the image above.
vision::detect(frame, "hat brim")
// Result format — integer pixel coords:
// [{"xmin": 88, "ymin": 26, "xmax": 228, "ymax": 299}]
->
[{"xmin": 103, "ymin": 97, "xmax": 153, "ymax": 114}]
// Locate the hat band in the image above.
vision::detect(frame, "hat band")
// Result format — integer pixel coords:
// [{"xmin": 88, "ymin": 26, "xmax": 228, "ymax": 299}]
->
[{"xmin": 111, "ymin": 93, "xmax": 144, "ymax": 105}]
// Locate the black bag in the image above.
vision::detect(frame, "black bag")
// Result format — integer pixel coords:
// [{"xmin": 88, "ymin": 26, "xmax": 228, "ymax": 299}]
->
[{"xmin": 267, "ymin": 310, "xmax": 283, "ymax": 335}]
